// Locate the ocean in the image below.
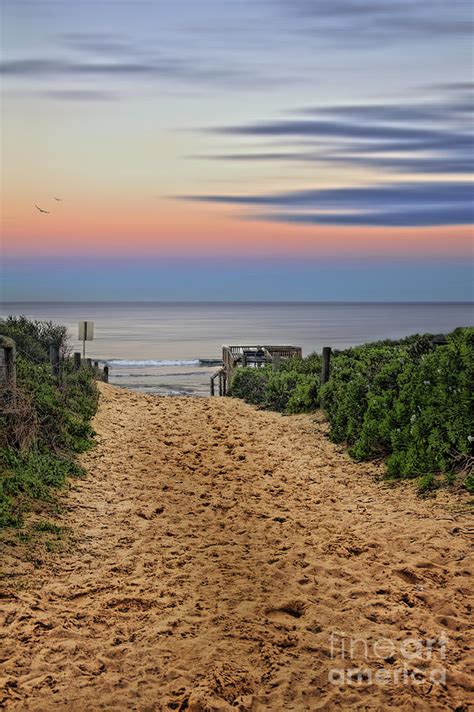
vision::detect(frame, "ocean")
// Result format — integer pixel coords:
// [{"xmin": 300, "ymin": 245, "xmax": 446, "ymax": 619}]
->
[{"xmin": 1, "ymin": 302, "xmax": 472, "ymax": 396}]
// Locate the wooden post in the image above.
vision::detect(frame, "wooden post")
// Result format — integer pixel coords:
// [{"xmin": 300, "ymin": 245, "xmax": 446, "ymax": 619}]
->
[
  {"xmin": 222, "ymin": 371, "xmax": 227, "ymax": 396},
  {"xmin": 49, "ymin": 344, "xmax": 60, "ymax": 378},
  {"xmin": 218, "ymin": 371, "xmax": 223, "ymax": 396},
  {"xmin": 103, "ymin": 365, "xmax": 109, "ymax": 383},
  {"xmin": 0, "ymin": 336, "xmax": 16, "ymax": 388},
  {"xmin": 321, "ymin": 347, "xmax": 331, "ymax": 385},
  {"xmin": 210, "ymin": 376, "xmax": 215, "ymax": 396},
  {"xmin": 86, "ymin": 358, "xmax": 92, "ymax": 369},
  {"xmin": 73, "ymin": 352, "xmax": 81, "ymax": 370},
  {"xmin": 93, "ymin": 360, "xmax": 99, "ymax": 369}
]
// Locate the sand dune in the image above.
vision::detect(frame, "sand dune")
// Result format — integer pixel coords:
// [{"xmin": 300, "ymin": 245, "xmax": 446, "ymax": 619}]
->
[{"xmin": 1, "ymin": 383, "xmax": 472, "ymax": 711}]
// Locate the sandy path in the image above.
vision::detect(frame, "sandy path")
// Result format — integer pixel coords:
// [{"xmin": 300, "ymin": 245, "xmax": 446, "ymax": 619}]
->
[{"xmin": 1, "ymin": 384, "xmax": 472, "ymax": 711}]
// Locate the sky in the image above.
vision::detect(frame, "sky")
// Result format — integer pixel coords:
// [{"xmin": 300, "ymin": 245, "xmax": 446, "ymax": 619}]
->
[{"xmin": 1, "ymin": 0, "xmax": 473, "ymax": 301}]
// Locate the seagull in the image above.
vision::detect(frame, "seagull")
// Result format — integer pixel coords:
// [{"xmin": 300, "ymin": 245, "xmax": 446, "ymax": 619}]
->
[
  {"xmin": 35, "ymin": 204, "xmax": 50, "ymax": 214},
  {"xmin": 53, "ymin": 196, "xmax": 62, "ymax": 201}
]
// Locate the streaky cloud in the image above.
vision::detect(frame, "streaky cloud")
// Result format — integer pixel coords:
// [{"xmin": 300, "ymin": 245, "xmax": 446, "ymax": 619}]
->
[
  {"xmin": 202, "ymin": 87, "xmax": 473, "ymax": 178},
  {"xmin": 257, "ymin": 206, "xmax": 474, "ymax": 227},
  {"xmin": 44, "ymin": 89, "xmax": 118, "ymax": 101},
  {"xmin": 278, "ymin": 0, "xmax": 473, "ymax": 39},
  {"xmin": 181, "ymin": 181, "xmax": 473, "ymax": 208},
  {"xmin": 214, "ymin": 119, "xmax": 447, "ymax": 142},
  {"xmin": 179, "ymin": 180, "xmax": 474, "ymax": 227},
  {"xmin": 0, "ymin": 56, "xmax": 269, "ymax": 89}
]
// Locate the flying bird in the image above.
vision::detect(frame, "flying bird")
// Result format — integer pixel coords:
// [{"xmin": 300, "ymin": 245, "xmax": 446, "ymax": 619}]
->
[
  {"xmin": 35, "ymin": 204, "xmax": 50, "ymax": 214},
  {"xmin": 53, "ymin": 196, "xmax": 62, "ymax": 201}
]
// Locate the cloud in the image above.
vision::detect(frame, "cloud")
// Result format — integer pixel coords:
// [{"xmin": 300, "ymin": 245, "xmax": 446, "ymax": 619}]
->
[
  {"xmin": 0, "ymin": 51, "xmax": 271, "ymax": 91},
  {"xmin": 200, "ymin": 84, "xmax": 473, "ymax": 177},
  {"xmin": 424, "ymin": 81, "xmax": 474, "ymax": 93},
  {"xmin": 257, "ymin": 206, "xmax": 473, "ymax": 227},
  {"xmin": 0, "ymin": 57, "xmax": 231, "ymax": 80},
  {"xmin": 278, "ymin": 0, "xmax": 473, "ymax": 40},
  {"xmin": 0, "ymin": 58, "xmax": 158, "ymax": 77},
  {"xmin": 301, "ymin": 100, "xmax": 473, "ymax": 124},
  {"xmin": 186, "ymin": 83, "xmax": 473, "ymax": 227},
  {"xmin": 178, "ymin": 181, "xmax": 474, "ymax": 227},
  {"xmin": 58, "ymin": 32, "xmax": 136, "ymax": 57},
  {"xmin": 44, "ymin": 89, "xmax": 118, "ymax": 101},
  {"xmin": 181, "ymin": 181, "xmax": 472, "ymax": 208},
  {"xmin": 325, "ymin": 155, "xmax": 474, "ymax": 175},
  {"xmin": 214, "ymin": 119, "xmax": 448, "ymax": 142},
  {"xmin": 190, "ymin": 152, "xmax": 306, "ymax": 162}
]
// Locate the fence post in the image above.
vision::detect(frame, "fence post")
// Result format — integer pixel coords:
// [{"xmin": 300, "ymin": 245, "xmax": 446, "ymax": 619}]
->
[
  {"xmin": 49, "ymin": 344, "xmax": 60, "ymax": 378},
  {"xmin": 0, "ymin": 336, "xmax": 16, "ymax": 388},
  {"xmin": 73, "ymin": 352, "xmax": 81, "ymax": 370},
  {"xmin": 86, "ymin": 358, "xmax": 92, "ymax": 369},
  {"xmin": 93, "ymin": 360, "xmax": 99, "ymax": 369},
  {"xmin": 210, "ymin": 376, "xmax": 215, "ymax": 396},
  {"xmin": 103, "ymin": 365, "xmax": 109, "ymax": 383},
  {"xmin": 321, "ymin": 347, "xmax": 331, "ymax": 385}
]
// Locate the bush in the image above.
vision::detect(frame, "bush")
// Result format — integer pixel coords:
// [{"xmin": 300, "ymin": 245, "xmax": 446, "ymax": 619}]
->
[
  {"xmin": 286, "ymin": 376, "xmax": 320, "ymax": 414},
  {"xmin": 0, "ymin": 317, "xmax": 97, "ymax": 529},
  {"xmin": 320, "ymin": 327, "xmax": 473, "ymax": 487},
  {"xmin": 229, "ymin": 355, "xmax": 321, "ymax": 414},
  {"xmin": 386, "ymin": 328, "xmax": 473, "ymax": 478},
  {"xmin": 0, "ymin": 315, "xmax": 70, "ymax": 362},
  {"xmin": 464, "ymin": 473, "xmax": 474, "ymax": 494},
  {"xmin": 229, "ymin": 367, "xmax": 270, "ymax": 406},
  {"xmin": 264, "ymin": 371, "xmax": 316, "ymax": 412}
]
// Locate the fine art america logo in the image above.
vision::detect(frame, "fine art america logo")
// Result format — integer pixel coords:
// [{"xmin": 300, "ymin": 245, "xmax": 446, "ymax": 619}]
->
[{"xmin": 329, "ymin": 631, "xmax": 448, "ymax": 688}]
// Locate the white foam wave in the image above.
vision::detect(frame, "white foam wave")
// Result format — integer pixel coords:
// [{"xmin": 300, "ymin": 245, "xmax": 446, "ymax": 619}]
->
[{"xmin": 105, "ymin": 359, "xmax": 200, "ymax": 367}]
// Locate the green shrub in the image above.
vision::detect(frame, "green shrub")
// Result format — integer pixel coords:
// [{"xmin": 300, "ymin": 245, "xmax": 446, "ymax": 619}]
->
[
  {"xmin": 320, "ymin": 327, "xmax": 473, "ymax": 485},
  {"xmin": 0, "ymin": 448, "xmax": 82, "ymax": 500},
  {"xmin": 264, "ymin": 371, "xmax": 312, "ymax": 412},
  {"xmin": 386, "ymin": 328, "xmax": 473, "ymax": 478},
  {"xmin": 229, "ymin": 367, "xmax": 270, "ymax": 406},
  {"xmin": 286, "ymin": 376, "xmax": 320, "ymax": 414},
  {"xmin": 0, "ymin": 315, "xmax": 69, "ymax": 362},
  {"xmin": 230, "ymin": 360, "xmax": 320, "ymax": 414},
  {"xmin": 33, "ymin": 520, "xmax": 63, "ymax": 535},
  {"xmin": 279, "ymin": 352, "xmax": 322, "ymax": 375},
  {"xmin": 14, "ymin": 357, "xmax": 98, "ymax": 454},
  {"xmin": 0, "ymin": 317, "xmax": 97, "ymax": 529},
  {"xmin": 417, "ymin": 472, "xmax": 438, "ymax": 494}
]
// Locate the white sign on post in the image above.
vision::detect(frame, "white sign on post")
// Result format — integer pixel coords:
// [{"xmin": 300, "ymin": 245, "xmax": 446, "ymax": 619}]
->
[{"xmin": 78, "ymin": 321, "xmax": 94, "ymax": 358}]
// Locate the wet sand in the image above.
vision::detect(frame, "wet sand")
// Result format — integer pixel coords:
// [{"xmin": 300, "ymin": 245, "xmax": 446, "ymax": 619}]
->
[{"xmin": 1, "ymin": 384, "xmax": 472, "ymax": 711}]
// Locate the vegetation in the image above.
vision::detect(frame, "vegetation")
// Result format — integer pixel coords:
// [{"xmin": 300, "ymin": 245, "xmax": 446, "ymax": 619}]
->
[
  {"xmin": 0, "ymin": 316, "xmax": 98, "ymax": 528},
  {"xmin": 230, "ymin": 328, "xmax": 474, "ymax": 492},
  {"xmin": 230, "ymin": 353, "xmax": 321, "ymax": 414}
]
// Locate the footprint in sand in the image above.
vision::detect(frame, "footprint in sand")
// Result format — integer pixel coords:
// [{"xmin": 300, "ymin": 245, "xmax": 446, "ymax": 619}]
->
[
  {"xmin": 394, "ymin": 567, "xmax": 422, "ymax": 584},
  {"xmin": 265, "ymin": 600, "xmax": 306, "ymax": 625}
]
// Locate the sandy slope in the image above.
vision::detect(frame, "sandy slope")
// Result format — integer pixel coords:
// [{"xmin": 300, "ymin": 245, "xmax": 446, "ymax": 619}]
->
[{"xmin": 1, "ymin": 384, "xmax": 473, "ymax": 711}]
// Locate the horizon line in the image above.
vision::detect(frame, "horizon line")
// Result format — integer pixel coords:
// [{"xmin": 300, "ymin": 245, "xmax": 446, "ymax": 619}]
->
[{"xmin": 1, "ymin": 300, "xmax": 473, "ymax": 306}]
